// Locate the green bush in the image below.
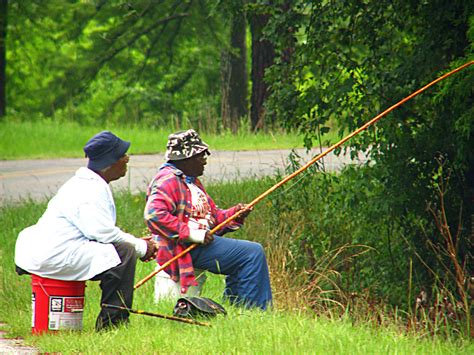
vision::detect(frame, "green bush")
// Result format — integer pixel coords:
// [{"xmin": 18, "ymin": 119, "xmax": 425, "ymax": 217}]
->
[{"xmin": 267, "ymin": 154, "xmax": 465, "ymax": 311}]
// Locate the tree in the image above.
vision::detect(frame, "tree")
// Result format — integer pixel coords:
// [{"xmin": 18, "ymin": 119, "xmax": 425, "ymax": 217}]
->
[
  {"xmin": 0, "ymin": 0, "xmax": 7, "ymax": 118},
  {"xmin": 264, "ymin": 0, "xmax": 473, "ymax": 299},
  {"xmin": 220, "ymin": 2, "xmax": 248, "ymax": 133},
  {"xmin": 5, "ymin": 0, "xmax": 227, "ymax": 126},
  {"xmin": 248, "ymin": 2, "xmax": 275, "ymax": 131}
]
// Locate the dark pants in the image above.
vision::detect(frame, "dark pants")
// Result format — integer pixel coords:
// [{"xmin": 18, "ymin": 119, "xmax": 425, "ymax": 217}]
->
[{"xmin": 91, "ymin": 242, "xmax": 137, "ymax": 331}]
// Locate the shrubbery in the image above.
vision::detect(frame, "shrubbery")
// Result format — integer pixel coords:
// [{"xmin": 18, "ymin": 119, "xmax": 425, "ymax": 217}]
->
[{"xmin": 266, "ymin": 152, "xmax": 471, "ymax": 336}]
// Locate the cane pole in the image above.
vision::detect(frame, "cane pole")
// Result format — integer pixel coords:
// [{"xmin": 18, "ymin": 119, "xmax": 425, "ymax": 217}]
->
[
  {"xmin": 101, "ymin": 304, "xmax": 211, "ymax": 327},
  {"xmin": 134, "ymin": 60, "xmax": 473, "ymax": 290}
]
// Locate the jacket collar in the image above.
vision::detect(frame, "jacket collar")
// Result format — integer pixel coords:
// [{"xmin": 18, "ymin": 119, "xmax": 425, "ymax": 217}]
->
[
  {"xmin": 160, "ymin": 163, "xmax": 198, "ymax": 184},
  {"xmin": 76, "ymin": 167, "xmax": 105, "ymax": 181},
  {"xmin": 160, "ymin": 162, "xmax": 183, "ymax": 176}
]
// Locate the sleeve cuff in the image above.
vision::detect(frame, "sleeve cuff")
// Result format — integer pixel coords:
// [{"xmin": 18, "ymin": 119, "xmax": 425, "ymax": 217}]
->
[
  {"xmin": 136, "ymin": 239, "xmax": 147, "ymax": 258},
  {"xmin": 121, "ymin": 232, "xmax": 147, "ymax": 258},
  {"xmin": 187, "ymin": 229, "xmax": 206, "ymax": 244}
]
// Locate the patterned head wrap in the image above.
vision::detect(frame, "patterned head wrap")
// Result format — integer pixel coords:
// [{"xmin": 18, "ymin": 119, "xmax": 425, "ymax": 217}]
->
[{"xmin": 165, "ymin": 129, "xmax": 210, "ymax": 161}]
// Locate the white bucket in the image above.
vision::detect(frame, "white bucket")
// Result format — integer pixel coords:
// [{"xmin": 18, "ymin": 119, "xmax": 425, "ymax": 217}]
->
[{"xmin": 154, "ymin": 264, "xmax": 206, "ymax": 302}]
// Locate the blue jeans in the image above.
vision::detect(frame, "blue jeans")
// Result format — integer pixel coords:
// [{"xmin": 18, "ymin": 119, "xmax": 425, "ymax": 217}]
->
[{"xmin": 189, "ymin": 236, "xmax": 272, "ymax": 310}]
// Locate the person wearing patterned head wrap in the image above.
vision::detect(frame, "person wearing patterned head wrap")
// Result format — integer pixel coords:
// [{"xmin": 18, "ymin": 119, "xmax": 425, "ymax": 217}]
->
[{"xmin": 144, "ymin": 129, "xmax": 272, "ymax": 310}]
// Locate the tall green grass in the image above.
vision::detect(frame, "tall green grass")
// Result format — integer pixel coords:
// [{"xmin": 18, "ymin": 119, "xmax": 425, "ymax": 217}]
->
[
  {"xmin": 0, "ymin": 120, "xmax": 319, "ymax": 160},
  {"xmin": 1, "ymin": 183, "xmax": 472, "ymax": 354}
]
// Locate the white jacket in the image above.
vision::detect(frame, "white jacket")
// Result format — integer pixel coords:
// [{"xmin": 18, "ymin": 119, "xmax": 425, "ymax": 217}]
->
[{"xmin": 15, "ymin": 167, "xmax": 146, "ymax": 280}]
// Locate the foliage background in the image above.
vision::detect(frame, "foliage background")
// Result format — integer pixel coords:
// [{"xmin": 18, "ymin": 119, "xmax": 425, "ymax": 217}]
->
[
  {"xmin": 6, "ymin": 0, "xmax": 227, "ymax": 127},
  {"xmin": 263, "ymin": 0, "xmax": 473, "ymax": 311},
  {"xmin": 1, "ymin": 0, "xmax": 473, "ymax": 336}
]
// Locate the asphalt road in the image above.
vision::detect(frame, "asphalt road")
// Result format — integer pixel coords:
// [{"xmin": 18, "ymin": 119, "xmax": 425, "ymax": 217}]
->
[{"xmin": 0, "ymin": 148, "xmax": 366, "ymax": 206}]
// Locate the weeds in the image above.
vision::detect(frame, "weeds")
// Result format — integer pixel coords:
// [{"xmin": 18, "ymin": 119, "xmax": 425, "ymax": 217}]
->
[
  {"xmin": 1, "ymin": 154, "xmax": 472, "ymax": 353},
  {"xmin": 264, "ymin": 153, "xmax": 473, "ymax": 340},
  {"xmin": 402, "ymin": 158, "xmax": 473, "ymax": 338},
  {"xmin": 1, "ymin": 181, "xmax": 473, "ymax": 352}
]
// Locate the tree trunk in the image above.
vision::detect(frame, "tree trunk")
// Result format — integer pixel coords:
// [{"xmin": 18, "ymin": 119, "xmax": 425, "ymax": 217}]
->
[
  {"xmin": 280, "ymin": 1, "xmax": 295, "ymax": 66},
  {"xmin": 221, "ymin": 8, "xmax": 248, "ymax": 133},
  {"xmin": 0, "ymin": 0, "xmax": 7, "ymax": 118},
  {"xmin": 249, "ymin": 11, "xmax": 274, "ymax": 131}
]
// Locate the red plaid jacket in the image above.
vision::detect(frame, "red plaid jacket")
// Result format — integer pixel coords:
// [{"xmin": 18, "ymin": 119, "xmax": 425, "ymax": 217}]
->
[{"xmin": 144, "ymin": 165, "xmax": 241, "ymax": 292}]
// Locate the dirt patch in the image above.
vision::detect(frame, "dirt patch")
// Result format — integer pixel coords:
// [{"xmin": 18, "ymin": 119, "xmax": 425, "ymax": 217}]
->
[{"xmin": 0, "ymin": 323, "xmax": 38, "ymax": 354}]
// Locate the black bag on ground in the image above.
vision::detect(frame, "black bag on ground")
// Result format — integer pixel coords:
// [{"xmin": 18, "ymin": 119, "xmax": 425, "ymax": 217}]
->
[{"xmin": 173, "ymin": 297, "xmax": 226, "ymax": 318}]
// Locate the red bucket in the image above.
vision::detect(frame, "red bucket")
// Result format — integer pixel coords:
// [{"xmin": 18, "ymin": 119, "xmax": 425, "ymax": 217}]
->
[{"xmin": 31, "ymin": 275, "xmax": 86, "ymax": 334}]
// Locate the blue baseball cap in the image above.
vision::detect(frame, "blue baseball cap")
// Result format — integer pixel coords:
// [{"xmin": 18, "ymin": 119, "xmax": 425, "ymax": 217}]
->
[{"xmin": 83, "ymin": 131, "xmax": 130, "ymax": 171}]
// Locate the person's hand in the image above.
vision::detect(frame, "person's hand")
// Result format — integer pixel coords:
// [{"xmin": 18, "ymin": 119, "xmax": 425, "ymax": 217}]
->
[
  {"xmin": 140, "ymin": 236, "xmax": 159, "ymax": 262},
  {"xmin": 203, "ymin": 231, "xmax": 214, "ymax": 245},
  {"xmin": 234, "ymin": 203, "xmax": 253, "ymax": 223}
]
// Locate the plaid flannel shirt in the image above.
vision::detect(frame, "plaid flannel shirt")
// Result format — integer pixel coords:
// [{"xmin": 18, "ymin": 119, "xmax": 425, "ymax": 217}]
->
[{"xmin": 144, "ymin": 165, "xmax": 241, "ymax": 292}]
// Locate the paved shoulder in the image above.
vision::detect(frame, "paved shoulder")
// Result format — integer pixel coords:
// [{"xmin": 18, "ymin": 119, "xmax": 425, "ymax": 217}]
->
[{"xmin": 0, "ymin": 149, "xmax": 366, "ymax": 205}]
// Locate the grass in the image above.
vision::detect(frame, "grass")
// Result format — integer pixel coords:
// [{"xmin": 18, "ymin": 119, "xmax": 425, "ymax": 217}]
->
[
  {"xmin": 0, "ymin": 120, "xmax": 333, "ymax": 160},
  {"xmin": 1, "ymin": 184, "xmax": 472, "ymax": 354}
]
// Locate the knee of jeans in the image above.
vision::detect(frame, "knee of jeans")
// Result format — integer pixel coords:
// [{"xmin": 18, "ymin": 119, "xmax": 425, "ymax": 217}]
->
[{"xmin": 246, "ymin": 241, "xmax": 265, "ymax": 259}]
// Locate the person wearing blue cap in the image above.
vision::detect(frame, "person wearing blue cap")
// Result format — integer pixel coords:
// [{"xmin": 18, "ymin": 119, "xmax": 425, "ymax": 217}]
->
[{"xmin": 15, "ymin": 131, "xmax": 159, "ymax": 331}]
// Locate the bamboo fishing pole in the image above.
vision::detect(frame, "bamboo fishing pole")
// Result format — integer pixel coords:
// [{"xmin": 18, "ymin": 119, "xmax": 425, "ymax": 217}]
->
[
  {"xmin": 101, "ymin": 304, "xmax": 211, "ymax": 327},
  {"xmin": 134, "ymin": 60, "xmax": 473, "ymax": 290}
]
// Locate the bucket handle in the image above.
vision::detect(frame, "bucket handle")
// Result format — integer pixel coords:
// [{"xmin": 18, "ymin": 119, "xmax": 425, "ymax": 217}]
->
[{"xmin": 37, "ymin": 279, "xmax": 50, "ymax": 298}]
